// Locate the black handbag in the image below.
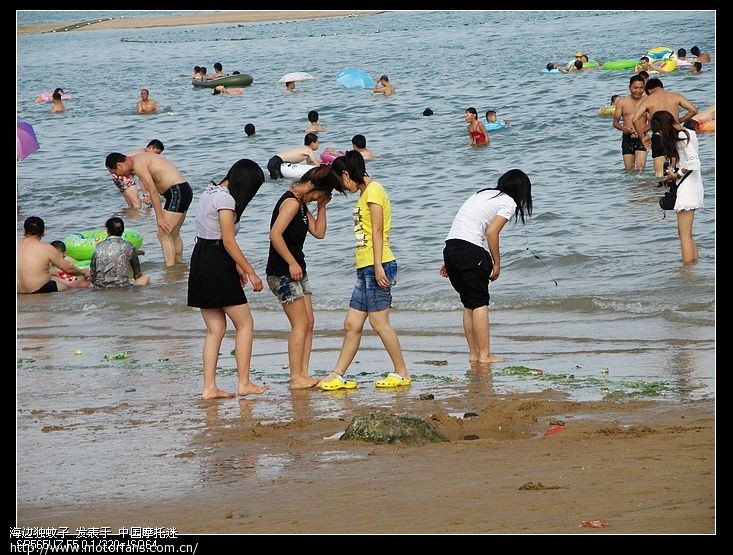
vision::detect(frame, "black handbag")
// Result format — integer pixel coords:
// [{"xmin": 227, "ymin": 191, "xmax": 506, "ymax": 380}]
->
[{"xmin": 659, "ymin": 170, "xmax": 691, "ymax": 210}]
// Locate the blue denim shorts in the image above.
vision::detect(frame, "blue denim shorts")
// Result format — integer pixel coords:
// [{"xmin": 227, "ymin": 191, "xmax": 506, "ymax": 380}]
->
[
  {"xmin": 349, "ymin": 260, "xmax": 397, "ymax": 312},
  {"xmin": 267, "ymin": 273, "xmax": 312, "ymax": 304}
]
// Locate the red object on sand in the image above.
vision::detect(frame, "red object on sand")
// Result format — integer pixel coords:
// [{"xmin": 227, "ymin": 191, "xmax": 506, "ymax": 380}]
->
[
  {"xmin": 544, "ymin": 424, "xmax": 567, "ymax": 436},
  {"xmin": 579, "ymin": 519, "xmax": 608, "ymax": 528}
]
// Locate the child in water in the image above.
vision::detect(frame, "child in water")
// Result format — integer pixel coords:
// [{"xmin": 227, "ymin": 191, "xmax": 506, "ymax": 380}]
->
[
  {"xmin": 598, "ymin": 94, "xmax": 620, "ymax": 116},
  {"xmin": 464, "ymin": 107, "xmax": 490, "ymax": 145},
  {"xmin": 50, "ymin": 241, "xmax": 90, "ymax": 288}
]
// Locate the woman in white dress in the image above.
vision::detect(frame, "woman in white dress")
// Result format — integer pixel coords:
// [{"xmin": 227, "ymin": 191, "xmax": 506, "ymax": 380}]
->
[{"xmin": 651, "ymin": 110, "xmax": 705, "ymax": 264}]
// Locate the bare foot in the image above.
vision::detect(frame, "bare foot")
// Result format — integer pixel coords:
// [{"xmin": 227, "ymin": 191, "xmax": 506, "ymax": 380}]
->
[
  {"xmin": 291, "ymin": 376, "xmax": 321, "ymax": 390},
  {"xmin": 478, "ymin": 355, "xmax": 504, "ymax": 364},
  {"xmin": 201, "ymin": 387, "xmax": 235, "ymax": 400},
  {"xmin": 237, "ymin": 383, "xmax": 269, "ymax": 396}
]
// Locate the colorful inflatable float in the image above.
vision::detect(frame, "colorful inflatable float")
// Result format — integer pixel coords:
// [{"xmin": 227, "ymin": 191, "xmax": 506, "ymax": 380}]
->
[
  {"xmin": 281, "ymin": 163, "xmax": 314, "ymax": 179},
  {"xmin": 320, "ymin": 150, "xmax": 345, "ymax": 164},
  {"xmin": 602, "ymin": 58, "xmax": 638, "ymax": 71},
  {"xmin": 63, "ymin": 229, "xmax": 143, "ymax": 261},
  {"xmin": 36, "ymin": 91, "xmax": 72, "ymax": 102}
]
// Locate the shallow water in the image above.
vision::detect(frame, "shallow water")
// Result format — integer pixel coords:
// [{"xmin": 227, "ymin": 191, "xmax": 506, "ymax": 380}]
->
[{"xmin": 16, "ymin": 10, "xmax": 715, "ymax": 509}]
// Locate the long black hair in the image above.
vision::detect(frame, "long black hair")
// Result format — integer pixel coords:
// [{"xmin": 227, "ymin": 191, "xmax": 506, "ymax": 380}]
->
[
  {"xmin": 216, "ymin": 159, "xmax": 264, "ymax": 222},
  {"xmin": 299, "ymin": 164, "xmax": 347, "ymax": 195},
  {"xmin": 330, "ymin": 150, "xmax": 368, "ymax": 184},
  {"xmin": 650, "ymin": 110, "xmax": 690, "ymax": 161},
  {"xmin": 483, "ymin": 169, "xmax": 533, "ymax": 224}
]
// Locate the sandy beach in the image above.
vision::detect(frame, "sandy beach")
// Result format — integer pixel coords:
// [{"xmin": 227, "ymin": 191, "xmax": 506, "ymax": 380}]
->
[
  {"xmin": 17, "ymin": 388, "xmax": 714, "ymax": 534},
  {"xmin": 16, "ymin": 10, "xmax": 386, "ymax": 35}
]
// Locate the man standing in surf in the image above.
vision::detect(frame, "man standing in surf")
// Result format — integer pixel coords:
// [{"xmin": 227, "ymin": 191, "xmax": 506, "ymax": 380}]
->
[{"xmin": 105, "ymin": 151, "xmax": 193, "ymax": 266}]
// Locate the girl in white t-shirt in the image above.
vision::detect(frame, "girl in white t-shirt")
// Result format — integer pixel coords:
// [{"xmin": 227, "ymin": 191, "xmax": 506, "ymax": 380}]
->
[{"xmin": 439, "ymin": 169, "xmax": 533, "ymax": 364}]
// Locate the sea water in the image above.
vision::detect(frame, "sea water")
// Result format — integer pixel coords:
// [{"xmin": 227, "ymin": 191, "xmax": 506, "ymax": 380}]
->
[{"xmin": 17, "ymin": 10, "xmax": 715, "ymax": 405}]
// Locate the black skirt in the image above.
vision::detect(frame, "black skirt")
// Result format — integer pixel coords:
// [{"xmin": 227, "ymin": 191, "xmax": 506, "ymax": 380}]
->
[{"xmin": 187, "ymin": 238, "xmax": 248, "ymax": 308}]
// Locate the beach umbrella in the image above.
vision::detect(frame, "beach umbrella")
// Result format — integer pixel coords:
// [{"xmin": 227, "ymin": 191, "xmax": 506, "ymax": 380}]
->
[
  {"xmin": 277, "ymin": 72, "xmax": 315, "ymax": 83},
  {"xmin": 336, "ymin": 68, "xmax": 373, "ymax": 89},
  {"xmin": 17, "ymin": 119, "xmax": 40, "ymax": 161}
]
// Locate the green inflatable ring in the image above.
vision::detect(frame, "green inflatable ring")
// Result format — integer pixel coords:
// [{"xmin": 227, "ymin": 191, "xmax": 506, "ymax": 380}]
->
[
  {"xmin": 602, "ymin": 58, "xmax": 639, "ymax": 71},
  {"xmin": 63, "ymin": 229, "xmax": 143, "ymax": 261}
]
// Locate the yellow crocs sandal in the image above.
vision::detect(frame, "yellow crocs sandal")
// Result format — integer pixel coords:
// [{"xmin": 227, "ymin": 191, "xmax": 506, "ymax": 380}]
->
[
  {"xmin": 375, "ymin": 372, "xmax": 412, "ymax": 388},
  {"xmin": 319, "ymin": 374, "xmax": 358, "ymax": 391}
]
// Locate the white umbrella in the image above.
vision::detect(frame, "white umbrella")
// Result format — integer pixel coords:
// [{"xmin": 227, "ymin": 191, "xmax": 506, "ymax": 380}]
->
[{"xmin": 278, "ymin": 72, "xmax": 315, "ymax": 83}]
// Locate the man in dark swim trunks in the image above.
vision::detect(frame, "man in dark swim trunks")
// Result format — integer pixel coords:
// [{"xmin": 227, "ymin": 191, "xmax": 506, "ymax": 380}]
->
[
  {"xmin": 17, "ymin": 216, "xmax": 89, "ymax": 294},
  {"xmin": 105, "ymin": 151, "xmax": 193, "ymax": 266},
  {"xmin": 613, "ymin": 74, "xmax": 649, "ymax": 171}
]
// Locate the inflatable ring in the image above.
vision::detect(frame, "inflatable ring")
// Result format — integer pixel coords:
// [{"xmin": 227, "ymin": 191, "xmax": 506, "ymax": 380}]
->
[
  {"xmin": 646, "ymin": 46, "xmax": 673, "ymax": 60},
  {"xmin": 35, "ymin": 91, "xmax": 72, "ymax": 102},
  {"xmin": 659, "ymin": 58, "xmax": 677, "ymax": 72},
  {"xmin": 698, "ymin": 120, "xmax": 715, "ymax": 133},
  {"xmin": 63, "ymin": 229, "xmax": 143, "ymax": 261},
  {"xmin": 602, "ymin": 58, "xmax": 638, "ymax": 71},
  {"xmin": 281, "ymin": 163, "xmax": 314, "ymax": 180},
  {"xmin": 320, "ymin": 150, "xmax": 345, "ymax": 164},
  {"xmin": 598, "ymin": 105, "xmax": 616, "ymax": 116},
  {"xmin": 485, "ymin": 120, "xmax": 508, "ymax": 131}
]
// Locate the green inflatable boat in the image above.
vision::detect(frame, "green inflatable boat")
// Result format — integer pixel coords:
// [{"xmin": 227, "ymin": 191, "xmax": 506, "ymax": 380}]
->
[{"xmin": 191, "ymin": 73, "xmax": 253, "ymax": 88}]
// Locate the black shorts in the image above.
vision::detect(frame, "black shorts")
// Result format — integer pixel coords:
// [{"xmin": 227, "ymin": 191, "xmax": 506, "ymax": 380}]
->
[
  {"xmin": 621, "ymin": 133, "xmax": 645, "ymax": 155},
  {"xmin": 267, "ymin": 155, "xmax": 284, "ymax": 179},
  {"xmin": 187, "ymin": 238, "xmax": 248, "ymax": 308},
  {"xmin": 651, "ymin": 133, "xmax": 664, "ymax": 158},
  {"xmin": 32, "ymin": 280, "xmax": 59, "ymax": 294},
  {"xmin": 163, "ymin": 182, "xmax": 193, "ymax": 213},
  {"xmin": 442, "ymin": 239, "xmax": 493, "ymax": 309}
]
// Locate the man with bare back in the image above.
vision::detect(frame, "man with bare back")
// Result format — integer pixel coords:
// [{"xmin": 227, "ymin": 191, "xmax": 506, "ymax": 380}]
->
[
  {"xmin": 105, "ymin": 151, "xmax": 193, "ymax": 266},
  {"xmin": 266, "ymin": 133, "xmax": 320, "ymax": 179},
  {"xmin": 631, "ymin": 78, "xmax": 698, "ymax": 177},
  {"xmin": 17, "ymin": 216, "xmax": 90, "ymax": 294}
]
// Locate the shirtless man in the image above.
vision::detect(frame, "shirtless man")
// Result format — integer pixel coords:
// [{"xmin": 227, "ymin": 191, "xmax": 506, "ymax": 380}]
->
[
  {"xmin": 305, "ymin": 110, "xmax": 325, "ymax": 133},
  {"xmin": 613, "ymin": 74, "xmax": 649, "ymax": 171},
  {"xmin": 50, "ymin": 90, "xmax": 66, "ymax": 113},
  {"xmin": 266, "ymin": 133, "xmax": 320, "ymax": 179},
  {"xmin": 17, "ymin": 216, "xmax": 89, "ymax": 294},
  {"xmin": 373, "ymin": 74, "xmax": 395, "ymax": 96},
  {"xmin": 690, "ymin": 46, "xmax": 711, "ymax": 63},
  {"xmin": 136, "ymin": 88, "xmax": 159, "ymax": 114},
  {"xmin": 112, "ymin": 139, "xmax": 165, "ymax": 209},
  {"xmin": 212, "ymin": 85, "xmax": 243, "ymax": 95},
  {"xmin": 683, "ymin": 102, "xmax": 715, "ymax": 131},
  {"xmin": 105, "ymin": 151, "xmax": 193, "ymax": 266},
  {"xmin": 631, "ymin": 78, "xmax": 698, "ymax": 177},
  {"xmin": 350, "ymin": 134, "xmax": 374, "ymax": 160}
]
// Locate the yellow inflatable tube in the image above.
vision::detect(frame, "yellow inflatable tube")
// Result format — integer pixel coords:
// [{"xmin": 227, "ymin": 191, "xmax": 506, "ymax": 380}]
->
[{"xmin": 659, "ymin": 58, "xmax": 677, "ymax": 72}]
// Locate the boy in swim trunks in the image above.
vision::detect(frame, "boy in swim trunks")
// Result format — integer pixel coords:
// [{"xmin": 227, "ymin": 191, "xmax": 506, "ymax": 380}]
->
[
  {"xmin": 267, "ymin": 133, "xmax": 320, "ymax": 180},
  {"xmin": 105, "ymin": 151, "xmax": 192, "ymax": 266}
]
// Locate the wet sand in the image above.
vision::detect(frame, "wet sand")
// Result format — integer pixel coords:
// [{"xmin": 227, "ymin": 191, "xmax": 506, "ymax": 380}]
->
[
  {"xmin": 17, "ymin": 10, "xmax": 386, "ymax": 35},
  {"xmin": 16, "ymin": 357, "xmax": 715, "ymax": 534}
]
